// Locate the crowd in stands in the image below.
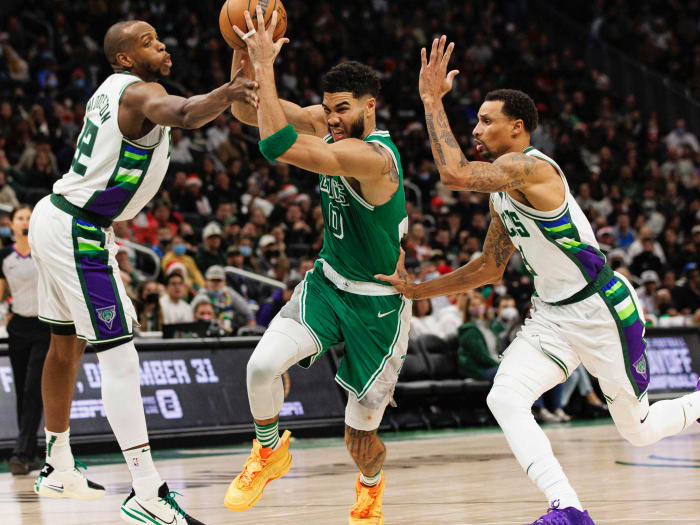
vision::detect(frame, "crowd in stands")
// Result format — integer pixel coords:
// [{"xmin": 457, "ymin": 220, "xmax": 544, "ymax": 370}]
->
[
  {"xmin": 559, "ymin": 0, "xmax": 700, "ymax": 97},
  {"xmin": 0, "ymin": 1, "xmax": 699, "ymax": 419}
]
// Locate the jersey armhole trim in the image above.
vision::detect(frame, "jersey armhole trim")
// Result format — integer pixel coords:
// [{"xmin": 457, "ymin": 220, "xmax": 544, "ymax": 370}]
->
[{"xmin": 340, "ymin": 176, "xmax": 375, "ymax": 211}]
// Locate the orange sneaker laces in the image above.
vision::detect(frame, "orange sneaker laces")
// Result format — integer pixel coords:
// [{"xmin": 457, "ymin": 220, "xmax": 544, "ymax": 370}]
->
[
  {"xmin": 350, "ymin": 482, "xmax": 381, "ymax": 517},
  {"xmin": 237, "ymin": 445, "xmax": 270, "ymax": 487}
]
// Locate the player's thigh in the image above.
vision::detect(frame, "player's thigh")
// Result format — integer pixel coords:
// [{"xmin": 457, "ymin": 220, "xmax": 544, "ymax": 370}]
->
[
  {"xmin": 339, "ymin": 294, "xmax": 411, "ymax": 410},
  {"xmin": 58, "ymin": 221, "xmax": 136, "ymax": 345},
  {"xmin": 566, "ymin": 276, "xmax": 649, "ymax": 403},
  {"xmin": 278, "ymin": 270, "xmax": 343, "ymax": 366},
  {"xmin": 492, "ymin": 333, "xmax": 572, "ymax": 405},
  {"xmin": 30, "ymin": 198, "xmax": 79, "ymax": 327}
]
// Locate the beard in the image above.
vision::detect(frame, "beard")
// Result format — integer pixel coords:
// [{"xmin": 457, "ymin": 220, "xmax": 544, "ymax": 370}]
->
[{"xmin": 328, "ymin": 113, "xmax": 365, "ymax": 140}]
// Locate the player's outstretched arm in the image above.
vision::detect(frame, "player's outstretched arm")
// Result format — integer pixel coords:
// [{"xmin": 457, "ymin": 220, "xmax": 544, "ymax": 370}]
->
[
  {"xmin": 419, "ymin": 36, "xmax": 547, "ymax": 193},
  {"xmin": 229, "ymin": 50, "xmax": 325, "ymax": 135},
  {"xmin": 122, "ymin": 67, "xmax": 258, "ymax": 130},
  {"xmin": 375, "ymin": 202, "xmax": 514, "ymax": 299},
  {"xmin": 235, "ymin": 7, "xmax": 393, "ymax": 181}
]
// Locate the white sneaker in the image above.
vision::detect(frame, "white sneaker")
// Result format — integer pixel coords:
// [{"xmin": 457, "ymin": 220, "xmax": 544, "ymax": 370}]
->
[
  {"xmin": 536, "ymin": 407, "xmax": 561, "ymax": 423},
  {"xmin": 554, "ymin": 408, "xmax": 572, "ymax": 422},
  {"xmin": 121, "ymin": 482, "xmax": 205, "ymax": 524},
  {"xmin": 34, "ymin": 462, "xmax": 105, "ymax": 500}
]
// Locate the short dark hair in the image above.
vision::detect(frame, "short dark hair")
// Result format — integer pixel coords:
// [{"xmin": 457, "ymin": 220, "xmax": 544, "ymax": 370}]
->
[
  {"xmin": 321, "ymin": 61, "xmax": 380, "ymax": 99},
  {"xmin": 166, "ymin": 272, "xmax": 184, "ymax": 285},
  {"xmin": 484, "ymin": 89, "xmax": 538, "ymax": 133}
]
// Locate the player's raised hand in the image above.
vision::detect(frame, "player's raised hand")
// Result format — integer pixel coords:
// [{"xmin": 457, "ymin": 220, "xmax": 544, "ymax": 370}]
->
[
  {"xmin": 419, "ymin": 35, "xmax": 459, "ymax": 106},
  {"xmin": 226, "ymin": 65, "xmax": 259, "ymax": 108},
  {"xmin": 233, "ymin": 5, "xmax": 289, "ymax": 69},
  {"xmin": 374, "ymin": 248, "xmax": 417, "ymax": 299}
]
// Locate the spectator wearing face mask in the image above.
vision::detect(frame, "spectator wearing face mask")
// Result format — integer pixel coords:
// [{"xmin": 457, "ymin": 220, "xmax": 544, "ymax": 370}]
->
[
  {"xmin": 161, "ymin": 235, "xmax": 205, "ymax": 291},
  {"xmin": 193, "ymin": 265, "xmax": 255, "ymax": 334},
  {"xmin": 136, "ymin": 280, "xmax": 163, "ymax": 332},
  {"xmin": 493, "ymin": 295, "xmax": 521, "ymax": 354},
  {"xmin": 456, "ymin": 291, "xmax": 500, "ymax": 381}
]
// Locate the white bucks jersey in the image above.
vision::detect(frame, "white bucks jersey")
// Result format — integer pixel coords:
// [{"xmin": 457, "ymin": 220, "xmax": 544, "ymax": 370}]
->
[
  {"xmin": 53, "ymin": 72, "xmax": 171, "ymax": 221},
  {"xmin": 490, "ymin": 146, "xmax": 606, "ymax": 303}
]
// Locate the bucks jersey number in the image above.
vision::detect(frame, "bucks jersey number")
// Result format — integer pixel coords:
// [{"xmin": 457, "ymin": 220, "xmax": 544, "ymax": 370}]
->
[{"xmin": 71, "ymin": 119, "xmax": 99, "ymax": 176}]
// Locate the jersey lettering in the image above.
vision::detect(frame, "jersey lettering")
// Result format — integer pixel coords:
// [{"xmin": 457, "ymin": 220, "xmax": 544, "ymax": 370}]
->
[{"xmin": 500, "ymin": 210, "xmax": 530, "ymax": 238}]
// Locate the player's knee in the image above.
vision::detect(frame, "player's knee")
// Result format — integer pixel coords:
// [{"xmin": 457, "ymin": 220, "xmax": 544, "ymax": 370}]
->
[
  {"xmin": 487, "ymin": 384, "xmax": 526, "ymax": 420},
  {"xmin": 246, "ymin": 349, "xmax": 283, "ymax": 387},
  {"xmin": 617, "ymin": 424, "xmax": 653, "ymax": 447},
  {"xmin": 96, "ymin": 341, "xmax": 139, "ymax": 381}
]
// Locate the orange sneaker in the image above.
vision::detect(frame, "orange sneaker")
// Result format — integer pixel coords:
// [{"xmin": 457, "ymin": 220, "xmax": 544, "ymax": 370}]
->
[
  {"xmin": 349, "ymin": 471, "xmax": 385, "ymax": 524},
  {"xmin": 224, "ymin": 430, "xmax": 292, "ymax": 511}
]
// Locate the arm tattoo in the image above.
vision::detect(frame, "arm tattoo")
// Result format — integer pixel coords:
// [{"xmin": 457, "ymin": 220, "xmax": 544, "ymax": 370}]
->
[
  {"xmin": 463, "ymin": 153, "xmax": 537, "ymax": 192},
  {"xmin": 345, "ymin": 426, "xmax": 386, "ymax": 475},
  {"xmin": 368, "ymin": 142, "xmax": 399, "ymax": 183},
  {"xmin": 425, "ymin": 113, "xmax": 446, "ymax": 165},
  {"xmin": 483, "ymin": 204, "xmax": 515, "ymax": 268}
]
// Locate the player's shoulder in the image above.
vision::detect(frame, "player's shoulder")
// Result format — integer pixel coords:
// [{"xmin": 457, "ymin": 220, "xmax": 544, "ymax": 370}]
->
[
  {"xmin": 120, "ymin": 80, "xmax": 166, "ymax": 106},
  {"xmin": 495, "ymin": 151, "xmax": 554, "ymax": 180}
]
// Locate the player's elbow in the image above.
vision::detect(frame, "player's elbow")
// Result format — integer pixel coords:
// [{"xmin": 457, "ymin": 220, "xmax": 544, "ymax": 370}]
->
[{"xmin": 440, "ymin": 169, "xmax": 465, "ymax": 190}]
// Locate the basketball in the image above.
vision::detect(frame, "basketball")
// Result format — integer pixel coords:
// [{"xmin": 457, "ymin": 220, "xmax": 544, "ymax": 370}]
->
[{"xmin": 219, "ymin": 0, "xmax": 287, "ymax": 50}]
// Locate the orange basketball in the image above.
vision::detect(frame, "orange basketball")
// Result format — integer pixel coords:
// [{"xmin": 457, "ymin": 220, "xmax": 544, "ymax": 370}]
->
[{"xmin": 219, "ymin": 0, "xmax": 287, "ymax": 50}]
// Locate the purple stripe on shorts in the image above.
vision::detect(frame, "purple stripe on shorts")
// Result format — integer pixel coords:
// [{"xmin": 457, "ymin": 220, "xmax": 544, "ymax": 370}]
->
[
  {"xmin": 79, "ymin": 255, "xmax": 125, "ymax": 340},
  {"xmin": 573, "ymin": 245, "xmax": 605, "ymax": 281},
  {"xmin": 84, "ymin": 185, "xmax": 132, "ymax": 218},
  {"xmin": 624, "ymin": 318, "xmax": 649, "ymax": 394}
]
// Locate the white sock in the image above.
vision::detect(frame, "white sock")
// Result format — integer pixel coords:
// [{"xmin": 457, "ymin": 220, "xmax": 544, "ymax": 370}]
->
[
  {"xmin": 123, "ymin": 445, "xmax": 162, "ymax": 500},
  {"xmin": 45, "ymin": 428, "xmax": 74, "ymax": 471},
  {"xmin": 527, "ymin": 456, "xmax": 583, "ymax": 511},
  {"xmin": 360, "ymin": 471, "xmax": 382, "ymax": 487}
]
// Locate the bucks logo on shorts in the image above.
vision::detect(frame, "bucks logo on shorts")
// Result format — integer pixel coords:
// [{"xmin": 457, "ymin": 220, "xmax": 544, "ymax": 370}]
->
[
  {"xmin": 96, "ymin": 305, "xmax": 117, "ymax": 330},
  {"xmin": 633, "ymin": 356, "xmax": 648, "ymax": 380}
]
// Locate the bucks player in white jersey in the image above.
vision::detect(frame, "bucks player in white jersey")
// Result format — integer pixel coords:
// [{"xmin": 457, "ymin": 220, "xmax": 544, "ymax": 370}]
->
[
  {"xmin": 378, "ymin": 36, "xmax": 700, "ymax": 525},
  {"xmin": 28, "ymin": 20, "xmax": 257, "ymax": 525},
  {"xmin": 223, "ymin": 9, "xmax": 409, "ymax": 523}
]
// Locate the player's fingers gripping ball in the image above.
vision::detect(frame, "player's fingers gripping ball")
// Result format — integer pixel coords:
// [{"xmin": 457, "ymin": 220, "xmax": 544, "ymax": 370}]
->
[{"xmin": 219, "ymin": 0, "xmax": 287, "ymax": 49}]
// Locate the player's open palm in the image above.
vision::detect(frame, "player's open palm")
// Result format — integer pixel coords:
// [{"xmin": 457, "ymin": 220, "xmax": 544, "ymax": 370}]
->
[
  {"xmin": 419, "ymin": 35, "xmax": 459, "ymax": 106},
  {"xmin": 233, "ymin": 5, "xmax": 289, "ymax": 69}
]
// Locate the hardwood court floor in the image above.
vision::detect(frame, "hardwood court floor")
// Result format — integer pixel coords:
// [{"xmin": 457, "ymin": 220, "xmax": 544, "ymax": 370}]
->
[{"xmin": 3, "ymin": 422, "xmax": 700, "ymax": 524}]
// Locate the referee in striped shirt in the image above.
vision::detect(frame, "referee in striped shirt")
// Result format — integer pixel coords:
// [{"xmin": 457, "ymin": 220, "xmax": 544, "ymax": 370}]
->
[{"xmin": 0, "ymin": 205, "xmax": 50, "ymax": 475}]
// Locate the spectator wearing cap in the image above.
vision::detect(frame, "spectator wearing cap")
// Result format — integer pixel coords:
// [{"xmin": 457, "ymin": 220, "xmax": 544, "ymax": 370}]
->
[
  {"xmin": 672, "ymin": 263, "xmax": 700, "ymax": 315},
  {"xmin": 196, "ymin": 221, "xmax": 226, "ymax": 273},
  {"xmin": 180, "ymin": 174, "xmax": 212, "ymax": 216},
  {"xmin": 159, "ymin": 273, "xmax": 193, "ymax": 325},
  {"xmin": 256, "ymin": 233, "xmax": 282, "ymax": 275},
  {"xmin": 193, "ymin": 265, "xmax": 255, "ymax": 334},
  {"xmin": 161, "ymin": 235, "xmax": 205, "ymax": 291},
  {"xmin": 635, "ymin": 270, "xmax": 660, "ymax": 318}
]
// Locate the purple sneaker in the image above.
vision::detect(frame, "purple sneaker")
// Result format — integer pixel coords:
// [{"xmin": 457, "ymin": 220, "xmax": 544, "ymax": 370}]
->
[{"xmin": 529, "ymin": 502, "xmax": 595, "ymax": 524}]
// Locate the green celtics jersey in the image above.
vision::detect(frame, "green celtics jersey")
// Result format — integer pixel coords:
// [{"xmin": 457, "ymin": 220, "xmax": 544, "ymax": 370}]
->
[{"xmin": 317, "ymin": 130, "xmax": 408, "ymax": 285}]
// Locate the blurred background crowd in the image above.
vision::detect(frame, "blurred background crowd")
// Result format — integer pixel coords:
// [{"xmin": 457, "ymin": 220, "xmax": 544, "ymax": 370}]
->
[{"xmin": 0, "ymin": 0, "xmax": 698, "ymax": 421}]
